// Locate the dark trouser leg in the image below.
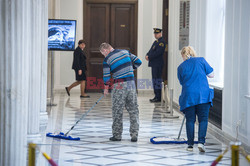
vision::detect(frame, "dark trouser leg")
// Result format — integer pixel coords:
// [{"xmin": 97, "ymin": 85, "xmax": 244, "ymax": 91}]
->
[
  {"xmin": 151, "ymin": 66, "xmax": 163, "ymax": 100},
  {"xmin": 151, "ymin": 67, "xmax": 157, "ymax": 98},
  {"xmin": 184, "ymin": 106, "xmax": 196, "ymax": 145},
  {"xmin": 196, "ymin": 103, "xmax": 210, "ymax": 144}
]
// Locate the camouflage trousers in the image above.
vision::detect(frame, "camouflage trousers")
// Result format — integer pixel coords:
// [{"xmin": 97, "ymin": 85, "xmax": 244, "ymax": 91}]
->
[{"xmin": 111, "ymin": 81, "xmax": 139, "ymax": 139}]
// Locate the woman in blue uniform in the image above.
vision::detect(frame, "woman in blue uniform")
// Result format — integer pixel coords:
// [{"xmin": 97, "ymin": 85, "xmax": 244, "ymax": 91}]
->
[{"xmin": 177, "ymin": 46, "xmax": 214, "ymax": 152}]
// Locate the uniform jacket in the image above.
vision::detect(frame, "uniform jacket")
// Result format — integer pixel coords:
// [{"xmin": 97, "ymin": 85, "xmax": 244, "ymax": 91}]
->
[
  {"xmin": 147, "ymin": 37, "xmax": 166, "ymax": 67},
  {"xmin": 72, "ymin": 46, "xmax": 87, "ymax": 71}
]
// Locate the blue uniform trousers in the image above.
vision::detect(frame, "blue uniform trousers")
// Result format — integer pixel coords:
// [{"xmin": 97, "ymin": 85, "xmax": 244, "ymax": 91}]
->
[
  {"xmin": 183, "ymin": 103, "xmax": 210, "ymax": 145},
  {"xmin": 151, "ymin": 66, "xmax": 163, "ymax": 100}
]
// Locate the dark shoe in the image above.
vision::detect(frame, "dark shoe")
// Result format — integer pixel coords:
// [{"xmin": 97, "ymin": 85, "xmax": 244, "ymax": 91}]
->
[
  {"xmin": 186, "ymin": 145, "xmax": 193, "ymax": 151},
  {"xmin": 80, "ymin": 95, "xmax": 90, "ymax": 98},
  {"xmin": 131, "ymin": 137, "xmax": 137, "ymax": 142},
  {"xmin": 149, "ymin": 97, "xmax": 156, "ymax": 102},
  {"xmin": 109, "ymin": 137, "xmax": 121, "ymax": 141},
  {"xmin": 150, "ymin": 98, "xmax": 161, "ymax": 102},
  {"xmin": 65, "ymin": 87, "xmax": 70, "ymax": 96}
]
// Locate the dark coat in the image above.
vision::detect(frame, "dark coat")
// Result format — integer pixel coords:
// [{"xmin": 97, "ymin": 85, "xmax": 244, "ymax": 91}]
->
[
  {"xmin": 147, "ymin": 37, "xmax": 166, "ymax": 67},
  {"xmin": 72, "ymin": 46, "xmax": 87, "ymax": 71}
]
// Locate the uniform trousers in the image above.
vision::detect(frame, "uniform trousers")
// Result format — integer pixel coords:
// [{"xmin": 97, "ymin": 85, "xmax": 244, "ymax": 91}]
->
[{"xmin": 151, "ymin": 66, "xmax": 163, "ymax": 100}]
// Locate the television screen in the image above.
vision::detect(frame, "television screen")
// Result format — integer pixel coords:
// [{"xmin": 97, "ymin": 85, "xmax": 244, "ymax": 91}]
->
[{"xmin": 48, "ymin": 19, "xmax": 76, "ymax": 51}]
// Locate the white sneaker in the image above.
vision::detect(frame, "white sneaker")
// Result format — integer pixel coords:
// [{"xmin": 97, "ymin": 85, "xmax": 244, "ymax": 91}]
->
[{"xmin": 198, "ymin": 143, "xmax": 205, "ymax": 152}]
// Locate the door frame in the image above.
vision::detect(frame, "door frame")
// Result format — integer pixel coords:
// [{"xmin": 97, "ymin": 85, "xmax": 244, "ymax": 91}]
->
[
  {"xmin": 83, "ymin": 0, "xmax": 138, "ymax": 89},
  {"xmin": 85, "ymin": 0, "xmax": 138, "ymax": 4},
  {"xmin": 84, "ymin": 0, "xmax": 138, "ymax": 54},
  {"xmin": 162, "ymin": 0, "xmax": 169, "ymax": 84}
]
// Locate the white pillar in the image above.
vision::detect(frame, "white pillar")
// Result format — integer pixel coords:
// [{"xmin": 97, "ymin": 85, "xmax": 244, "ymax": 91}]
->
[
  {"xmin": 223, "ymin": 0, "xmax": 250, "ymax": 147},
  {"xmin": 0, "ymin": 1, "xmax": 30, "ymax": 165},
  {"xmin": 27, "ymin": 0, "xmax": 42, "ymax": 143},
  {"xmin": 40, "ymin": 0, "xmax": 49, "ymax": 129}
]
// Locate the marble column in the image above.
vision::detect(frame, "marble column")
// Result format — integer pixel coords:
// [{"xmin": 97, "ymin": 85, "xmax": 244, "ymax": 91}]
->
[
  {"xmin": 0, "ymin": 0, "xmax": 30, "ymax": 165},
  {"xmin": 27, "ymin": 0, "xmax": 43, "ymax": 143},
  {"xmin": 40, "ymin": 0, "xmax": 49, "ymax": 130}
]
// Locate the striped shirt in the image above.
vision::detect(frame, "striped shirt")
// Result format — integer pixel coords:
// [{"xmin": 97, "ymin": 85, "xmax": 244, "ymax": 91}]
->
[{"xmin": 103, "ymin": 49, "xmax": 142, "ymax": 85}]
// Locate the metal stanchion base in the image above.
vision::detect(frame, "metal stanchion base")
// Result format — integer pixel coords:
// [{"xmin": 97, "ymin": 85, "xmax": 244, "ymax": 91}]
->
[
  {"xmin": 47, "ymin": 98, "xmax": 57, "ymax": 106},
  {"xmin": 154, "ymin": 107, "xmax": 171, "ymax": 113},
  {"xmin": 163, "ymin": 108, "xmax": 171, "ymax": 113},
  {"xmin": 47, "ymin": 103, "xmax": 57, "ymax": 106},
  {"xmin": 155, "ymin": 105, "xmax": 165, "ymax": 109},
  {"xmin": 164, "ymin": 115, "xmax": 179, "ymax": 119}
]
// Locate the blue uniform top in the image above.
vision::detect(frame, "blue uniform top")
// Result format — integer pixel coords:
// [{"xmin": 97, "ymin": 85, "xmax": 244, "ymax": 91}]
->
[
  {"xmin": 147, "ymin": 37, "xmax": 166, "ymax": 67},
  {"xmin": 177, "ymin": 57, "xmax": 214, "ymax": 111}
]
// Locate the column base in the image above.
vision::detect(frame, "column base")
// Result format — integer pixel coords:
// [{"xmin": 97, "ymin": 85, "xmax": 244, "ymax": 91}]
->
[
  {"xmin": 40, "ymin": 112, "xmax": 48, "ymax": 132},
  {"xmin": 27, "ymin": 134, "xmax": 42, "ymax": 144}
]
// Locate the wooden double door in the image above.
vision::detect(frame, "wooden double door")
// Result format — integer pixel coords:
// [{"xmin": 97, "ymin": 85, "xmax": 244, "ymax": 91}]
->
[{"xmin": 84, "ymin": 0, "xmax": 138, "ymax": 92}]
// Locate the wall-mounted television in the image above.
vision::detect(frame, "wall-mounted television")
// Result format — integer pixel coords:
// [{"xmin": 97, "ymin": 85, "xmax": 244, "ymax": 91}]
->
[{"xmin": 48, "ymin": 19, "xmax": 76, "ymax": 51}]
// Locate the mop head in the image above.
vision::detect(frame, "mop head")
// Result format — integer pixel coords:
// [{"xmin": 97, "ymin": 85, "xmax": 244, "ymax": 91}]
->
[
  {"xmin": 150, "ymin": 137, "xmax": 187, "ymax": 144},
  {"xmin": 46, "ymin": 132, "xmax": 80, "ymax": 141},
  {"xmin": 150, "ymin": 137, "xmax": 199, "ymax": 144}
]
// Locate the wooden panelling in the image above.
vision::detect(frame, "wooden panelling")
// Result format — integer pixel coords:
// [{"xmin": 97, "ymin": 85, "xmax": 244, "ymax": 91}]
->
[
  {"xmin": 209, "ymin": 88, "xmax": 222, "ymax": 129},
  {"xmin": 84, "ymin": 1, "xmax": 138, "ymax": 92},
  {"xmin": 162, "ymin": 0, "xmax": 169, "ymax": 83}
]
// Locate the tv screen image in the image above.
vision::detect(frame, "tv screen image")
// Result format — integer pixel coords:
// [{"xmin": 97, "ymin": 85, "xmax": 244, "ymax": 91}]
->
[{"xmin": 48, "ymin": 19, "xmax": 76, "ymax": 51}]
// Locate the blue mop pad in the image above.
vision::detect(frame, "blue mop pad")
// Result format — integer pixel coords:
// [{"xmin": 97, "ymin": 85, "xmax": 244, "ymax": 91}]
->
[
  {"xmin": 150, "ymin": 137, "xmax": 198, "ymax": 144},
  {"xmin": 46, "ymin": 132, "xmax": 80, "ymax": 141},
  {"xmin": 46, "ymin": 95, "xmax": 104, "ymax": 141},
  {"xmin": 150, "ymin": 116, "xmax": 200, "ymax": 144}
]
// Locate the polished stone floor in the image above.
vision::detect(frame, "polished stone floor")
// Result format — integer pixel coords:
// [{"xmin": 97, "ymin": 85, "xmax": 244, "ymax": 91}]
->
[{"xmin": 39, "ymin": 92, "xmax": 249, "ymax": 166}]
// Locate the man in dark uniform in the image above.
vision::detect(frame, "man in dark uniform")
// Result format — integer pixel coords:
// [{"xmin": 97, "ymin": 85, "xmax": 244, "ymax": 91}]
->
[
  {"xmin": 145, "ymin": 28, "xmax": 166, "ymax": 102},
  {"xmin": 65, "ymin": 40, "xmax": 89, "ymax": 98}
]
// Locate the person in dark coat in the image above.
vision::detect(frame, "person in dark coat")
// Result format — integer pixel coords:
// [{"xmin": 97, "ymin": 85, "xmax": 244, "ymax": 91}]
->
[
  {"xmin": 65, "ymin": 40, "xmax": 89, "ymax": 98},
  {"xmin": 145, "ymin": 28, "xmax": 166, "ymax": 102}
]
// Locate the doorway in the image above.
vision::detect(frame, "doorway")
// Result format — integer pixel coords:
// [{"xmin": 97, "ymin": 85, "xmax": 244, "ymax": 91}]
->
[{"xmin": 84, "ymin": 0, "xmax": 138, "ymax": 92}]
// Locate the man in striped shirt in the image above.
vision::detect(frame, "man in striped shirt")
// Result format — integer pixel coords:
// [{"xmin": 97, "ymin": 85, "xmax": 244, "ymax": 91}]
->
[{"xmin": 99, "ymin": 43, "xmax": 142, "ymax": 142}]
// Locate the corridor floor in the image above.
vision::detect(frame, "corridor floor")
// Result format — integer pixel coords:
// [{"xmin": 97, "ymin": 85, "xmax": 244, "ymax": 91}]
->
[{"xmin": 40, "ymin": 92, "xmax": 248, "ymax": 166}]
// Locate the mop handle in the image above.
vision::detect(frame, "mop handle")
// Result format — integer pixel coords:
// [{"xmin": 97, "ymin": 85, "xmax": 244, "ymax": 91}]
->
[
  {"xmin": 64, "ymin": 95, "xmax": 104, "ymax": 136},
  {"xmin": 177, "ymin": 116, "xmax": 186, "ymax": 139}
]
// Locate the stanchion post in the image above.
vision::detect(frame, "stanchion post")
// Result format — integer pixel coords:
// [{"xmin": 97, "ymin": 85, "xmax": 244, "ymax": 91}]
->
[
  {"xmin": 231, "ymin": 142, "xmax": 241, "ymax": 166},
  {"xmin": 164, "ymin": 85, "xmax": 169, "ymax": 111},
  {"xmin": 28, "ymin": 143, "xmax": 36, "ymax": 166},
  {"xmin": 211, "ymin": 142, "xmax": 250, "ymax": 166},
  {"xmin": 161, "ymin": 85, "xmax": 170, "ymax": 113},
  {"xmin": 165, "ymin": 88, "xmax": 179, "ymax": 118},
  {"xmin": 169, "ymin": 88, "xmax": 173, "ymax": 115},
  {"xmin": 160, "ymin": 82, "xmax": 165, "ymax": 107}
]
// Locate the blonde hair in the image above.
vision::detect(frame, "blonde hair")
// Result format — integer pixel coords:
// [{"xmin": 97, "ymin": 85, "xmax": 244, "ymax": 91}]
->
[{"xmin": 181, "ymin": 46, "xmax": 197, "ymax": 60}]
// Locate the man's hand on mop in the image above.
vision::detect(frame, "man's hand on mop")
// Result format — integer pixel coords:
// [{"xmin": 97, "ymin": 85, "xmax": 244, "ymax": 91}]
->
[{"xmin": 104, "ymin": 85, "xmax": 109, "ymax": 96}]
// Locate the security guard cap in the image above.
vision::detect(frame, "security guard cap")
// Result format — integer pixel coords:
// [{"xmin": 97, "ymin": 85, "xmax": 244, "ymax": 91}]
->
[{"xmin": 153, "ymin": 28, "xmax": 162, "ymax": 34}]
